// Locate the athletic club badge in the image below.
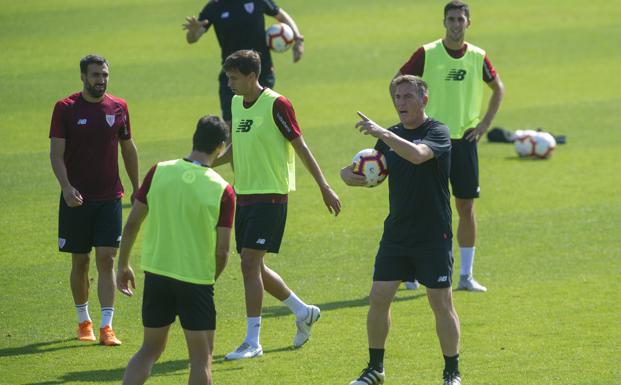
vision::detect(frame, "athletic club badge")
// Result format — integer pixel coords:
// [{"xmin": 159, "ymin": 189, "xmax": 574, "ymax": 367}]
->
[
  {"xmin": 106, "ymin": 114, "xmax": 115, "ymax": 127},
  {"xmin": 244, "ymin": 2, "xmax": 254, "ymax": 13}
]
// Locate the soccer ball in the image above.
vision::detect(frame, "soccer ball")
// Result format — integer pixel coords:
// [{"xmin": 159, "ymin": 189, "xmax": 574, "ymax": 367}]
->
[
  {"xmin": 352, "ymin": 149, "xmax": 388, "ymax": 187},
  {"xmin": 266, "ymin": 23, "xmax": 295, "ymax": 52},
  {"xmin": 514, "ymin": 130, "xmax": 556, "ymax": 159}
]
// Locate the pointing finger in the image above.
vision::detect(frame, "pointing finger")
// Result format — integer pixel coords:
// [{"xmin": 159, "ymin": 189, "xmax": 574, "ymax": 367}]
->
[{"xmin": 357, "ymin": 111, "xmax": 370, "ymax": 122}]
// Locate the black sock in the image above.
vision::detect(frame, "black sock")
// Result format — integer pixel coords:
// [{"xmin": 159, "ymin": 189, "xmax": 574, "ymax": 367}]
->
[
  {"xmin": 369, "ymin": 348, "xmax": 385, "ymax": 371},
  {"xmin": 443, "ymin": 354, "xmax": 459, "ymax": 374}
]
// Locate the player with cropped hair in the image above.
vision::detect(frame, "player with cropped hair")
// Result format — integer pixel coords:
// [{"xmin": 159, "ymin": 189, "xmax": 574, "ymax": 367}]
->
[
  {"xmin": 397, "ymin": 0, "xmax": 505, "ymax": 292},
  {"xmin": 214, "ymin": 49, "xmax": 341, "ymax": 360},
  {"xmin": 342, "ymin": 76, "xmax": 461, "ymax": 385},
  {"xmin": 117, "ymin": 115, "xmax": 234, "ymax": 385},
  {"xmin": 49, "ymin": 54, "xmax": 139, "ymax": 346}
]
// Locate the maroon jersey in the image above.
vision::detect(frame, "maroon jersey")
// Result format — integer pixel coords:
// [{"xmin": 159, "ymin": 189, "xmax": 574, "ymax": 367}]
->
[
  {"xmin": 135, "ymin": 163, "xmax": 236, "ymax": 228},
  {"xmin": 400, "ymin": 44, "xmax": 497, "ymax": 83},
  {"xmin": 242, "ymin": 93, "xmax": 302, "ymax": 141},
  {"xmin": 50, "ymin": 92, "xmax": 132, "ymax": 201}
]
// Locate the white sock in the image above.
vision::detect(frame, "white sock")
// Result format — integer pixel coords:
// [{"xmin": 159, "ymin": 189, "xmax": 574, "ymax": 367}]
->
[
  {"xmin": 283, "ymin": 292, "xmax": 309, "ymax": 321},
  {"xmin": 460, "ymin": 247, "xmax": 475, "ymax": 277},
  {"xmin": 76, "ymin": 303, "xmax": 91, "ymax": 323},
  {"xmin": 100, "ymin": 307, "xmax": 114, "ymax": 329},
  {"xmin": 244, "ymin": 316, "xmax": 262, "ymax": 347}
]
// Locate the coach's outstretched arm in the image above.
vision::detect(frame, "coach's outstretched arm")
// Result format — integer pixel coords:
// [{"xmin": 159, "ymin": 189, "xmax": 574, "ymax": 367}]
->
[{"xmin": 356, "ymin": 112, "xmax": 434, "ymax": 165}]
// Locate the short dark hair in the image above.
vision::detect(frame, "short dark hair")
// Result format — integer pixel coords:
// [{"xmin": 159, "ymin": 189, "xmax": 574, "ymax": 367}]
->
[
  {"xmin": 80, "ymin": 54, "xmax": 108, "ymax": 74},
  {"xmin": 391, "ymin": 75, "xmax": 429, "ymax": 102},
  {"xmin": 222, "ymin": 50, "xmax": 261, "ymax": 77},
  {"xmin": 193, "ymin": 115, "xmax": 228, "ymax": 154},
  {"xmin": 444, "ymin": 0, "xmax": 470, "ymax": 19}
]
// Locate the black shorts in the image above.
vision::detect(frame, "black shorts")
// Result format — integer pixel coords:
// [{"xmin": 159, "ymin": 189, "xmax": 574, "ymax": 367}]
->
[
  {"xmin": 218, "ymin": 70, "xmax": 276, "ymax": 122},
  {"xmin": 450, "ymin": 137, "xmax": 480, "ymax": 199},
  {"xmin": 142, "ymin": 272, "xmax": 216, "ymax": 331},
  {"xmin": 57, "ymin": 195, "xmax": 122, "ymax": 253},
  {"xmin": 373, "ymin": 240, "xmax": 454, "ymax": 289},
  {"xmin": 235, "ymin": 202, "xmax": 287, "ymax": 254}
]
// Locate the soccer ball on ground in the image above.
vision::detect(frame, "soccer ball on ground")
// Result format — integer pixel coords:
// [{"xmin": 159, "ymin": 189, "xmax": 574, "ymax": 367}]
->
[
  {"xmin": 265, "ymin": 23, "xmax": 295, "ymax": 52},
  {"xmin": 514, "ymin": 130, "xmax": 556, "ymax": 159},
  {"xmin": 352, "ymin": 149, "xmax": 388, "ymax": 187}
]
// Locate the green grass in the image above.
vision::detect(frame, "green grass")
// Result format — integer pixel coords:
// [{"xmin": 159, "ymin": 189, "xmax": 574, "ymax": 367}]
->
[{"xmin": 1, "ymin": 0, "xmax": 620, "ymax": 384}]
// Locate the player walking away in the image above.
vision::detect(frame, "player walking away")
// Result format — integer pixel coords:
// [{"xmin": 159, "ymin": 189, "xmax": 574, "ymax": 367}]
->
[
  {"xmin": 398, "ymin": 0, "xmax": 505, "ymax": 292},
  {"xmin": 183, "ymin": 0, "xmax": 304, "ymax": 127},
  {"xmin": 341, "ymin": 76, "xmax": 461, "ymax": 385},
  {"xmin": 49, "ymin": 54, "xmax": 140, "ymax": 346},
  {"xmin": 214, "ymin": 50, "xmax": 341, "ymax": 360},
  {"xmin": 116, "ymin": 116, "xmax": 234, "ymax": 385}
]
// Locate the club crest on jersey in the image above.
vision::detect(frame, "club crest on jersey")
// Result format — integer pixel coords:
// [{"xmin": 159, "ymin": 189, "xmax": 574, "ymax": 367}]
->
[
  {"xmin": 106, "ymin": 114, "xmax": 115, "ymax": 127},
  {"xmin": 244, "ymin": 2, "xmax": 254, "ymax": 13}
]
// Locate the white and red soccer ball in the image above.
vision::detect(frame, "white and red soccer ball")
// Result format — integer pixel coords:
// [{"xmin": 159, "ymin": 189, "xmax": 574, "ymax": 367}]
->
[
  {"xmin": 265, "ymin": 23, "xmax": 295, "ymax": 52},
  {"xmin": 352, "ymin": 149, "xmax": 388, "ymax": 187},
  {"xmin": 514, "ymin": 130, "xmax": 556, "ymax": 159}
]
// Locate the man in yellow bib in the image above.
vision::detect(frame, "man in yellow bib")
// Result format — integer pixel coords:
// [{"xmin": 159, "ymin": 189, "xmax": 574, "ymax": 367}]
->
[
  {"xmin": 116, "ymin": 116, "xmax": 234, "ymax": 385},
  {"xmin": 215, "ymin": 49, "xmax": 341, "ymax": 360},
  {"xmin": 397, "ymin": 1, "xmax": 505, "ymax": 292}
]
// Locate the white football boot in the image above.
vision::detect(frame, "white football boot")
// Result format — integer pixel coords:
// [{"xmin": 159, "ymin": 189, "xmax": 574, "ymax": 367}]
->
[
  {"xmin": 224, "ymin": 342, "xmax": 263, "ymax": 360},
  {"xmin": 293, "ymin": 305, "xmax": 320, "ymax": 348},
  {"xmin": 457, "ymin": 275, "xmax": 487, "ymax": 292}
]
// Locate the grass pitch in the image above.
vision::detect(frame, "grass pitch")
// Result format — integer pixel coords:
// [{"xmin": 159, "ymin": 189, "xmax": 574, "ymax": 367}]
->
[{"xmin": 1, "ymin": 0, "xmax": 620, "ymax": 384}]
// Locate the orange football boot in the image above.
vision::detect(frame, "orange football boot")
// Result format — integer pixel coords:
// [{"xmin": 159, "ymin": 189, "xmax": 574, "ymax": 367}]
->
[
  {"xmin": 99, "ymin": 325, "xmax": 122, "ymax": 346},
  {"xmin": 77, "ymin": 320, "xmax": 96, "ymax": 342}
]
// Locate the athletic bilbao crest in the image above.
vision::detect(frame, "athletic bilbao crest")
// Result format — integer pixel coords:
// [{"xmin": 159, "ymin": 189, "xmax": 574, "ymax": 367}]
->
[
  {"xmin": 106, "ymin": 114, "xmax": 115, "ymax": 127},
  {"xmin": 58, "ymin": 237, "xmax": 67, "ymax": 249},
  {"xmin": 244, "ymin": 2, "xmax": 254, "ymax": 13}
]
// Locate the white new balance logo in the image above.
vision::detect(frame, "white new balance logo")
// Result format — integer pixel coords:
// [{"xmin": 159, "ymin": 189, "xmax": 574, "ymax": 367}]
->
[
  {"xmin": 437, "ymin": 276, "xmax": 448, "ymax": 282},
  {"xmin": 256, "ymin": 238, "xmax": 266, "ymax": 245},
  {"xmin": 77, "ymin": 119, "xmax": 87, "ymax": 125}
]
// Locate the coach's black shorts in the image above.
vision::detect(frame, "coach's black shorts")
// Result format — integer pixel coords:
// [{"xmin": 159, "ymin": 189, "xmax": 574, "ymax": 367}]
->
[
  {"xmin": 450, "ymin": 136, "xmax": 480, "ymax": 199},
  {"xmin": 373, "ymin": 239, "xmax": 454, "ymax": 289},
  {"xmin": 142, "ymin": 272, "xmax": 216, "ymax": 331},
  {"xmin": 58, "ymin": 195, "xmax": 122, "ymax": 253},
  {"xmin": 218, "ymin": 70, "xmax": 276, "ymax": 122},
  {"xmin": 235, "ymin": 202, "xmax": 287, "ymax": 254}
]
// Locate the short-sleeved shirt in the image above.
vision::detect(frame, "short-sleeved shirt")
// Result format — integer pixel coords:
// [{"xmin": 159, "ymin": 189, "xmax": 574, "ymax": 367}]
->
[
  {"xmin": 135, "ymin": 160, "xmax": 236, "ymax": 228},
  {"xmin": 375, "ymin": 119, "xmax": 452, "ymax": 252},
  {"xmin": 400, "ymin": 44, "xmax": 497, "ymax": 83},
  {"xmin": 199, "ymin": 0, "xmax": 280, "ymax": 74},
  {"xmin": 49, "ymin": 92, "xmax": 131, "ymax": 201}
]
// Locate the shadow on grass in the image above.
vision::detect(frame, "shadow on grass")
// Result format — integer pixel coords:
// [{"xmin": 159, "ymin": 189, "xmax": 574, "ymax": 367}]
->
[
  {"xmin": 22, "ymin": 359, "xmax": 197, "ymax": 384},
  {"xmin": 0, "ymin": 338, "xmax": 80, "ymax": 358},
  {"xmin": 262, "ymin": 291, "xmax": 426, "ymax": 319}
]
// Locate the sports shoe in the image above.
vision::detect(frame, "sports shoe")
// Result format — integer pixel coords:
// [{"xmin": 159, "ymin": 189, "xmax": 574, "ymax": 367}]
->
[
  {"xmin": 77, "ymin": 320, "xmax": 96, "ymax": 342},
  {"xmin": 293, "ymin": 305, "xmax": 320, "ymax": 348},
  {"xmin": 99, "ymin": 325, "xmax": 122, "ymax": 346},
  {"xmin": 443, "ymin": 370, "xmax": 461, "ymax": 385},
  {"xmin": 404, "ymin": 280, "xmax": 420, "ymax": 290},
  {"xmin": 457, "ymin": 275, "xmax": 487, "ymax": 292},
  {"xmin": 224, "ymin": 342, "xmax": 263, "ymax": 360},
  {"xmin": 349, "ymin": 364, "xmax": 385, "ymax": 385}
]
